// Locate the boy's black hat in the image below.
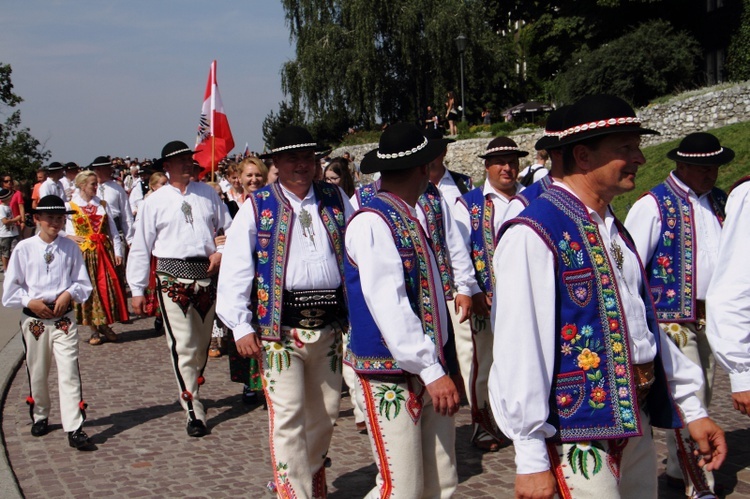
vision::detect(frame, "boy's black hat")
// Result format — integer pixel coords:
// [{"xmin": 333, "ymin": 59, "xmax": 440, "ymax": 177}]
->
[
  {"xmin": 0, "ymin": 188, "xmax": 12, "ymax": 201},
  {"xmin": 32, "ymin": 195, "xmax": 75, "ymax": 215}
]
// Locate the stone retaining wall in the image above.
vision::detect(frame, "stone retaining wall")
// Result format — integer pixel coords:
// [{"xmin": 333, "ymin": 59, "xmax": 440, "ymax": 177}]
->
[{"xmin": 332, "ymin": 81, "xmax": 750, "ymax": 183}]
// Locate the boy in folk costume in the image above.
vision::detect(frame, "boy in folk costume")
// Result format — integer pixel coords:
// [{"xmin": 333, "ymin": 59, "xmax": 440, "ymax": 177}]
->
[{"xmin": 2, "ymin": 195, "xmax": 94, "ymax": 449}]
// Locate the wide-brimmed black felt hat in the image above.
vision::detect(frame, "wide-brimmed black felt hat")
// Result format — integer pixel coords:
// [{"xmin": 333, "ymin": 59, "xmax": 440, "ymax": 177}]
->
[
  {"xmin": 535, "ymin": 106, "xmax": 571, "ymax": 151},
  {"xmin": 90, "ymin": 156, "xmax": 113, "ymax": 168},
  {"xmin": 360, "ymin": 122, "xmax": 447, "ymax": 174},
  {"xmin": 44, "ymin": 162, "xmax": 64, "ymax": 172},
  {"xmin": 667, "ymin": 132, "xmax": 735, "ymax": 166},
  {"xmin": 32, "ymin": 195, "xmax": 75, "ymax": 215},
  {"xmin": 259, "ymin": 126, "xmax": 326, "ymax": 159},
  {"xmin": 557, "ymin": 94, "xmax": 659, "ymax": 147},
  {"xmin": 64, "ymin": 162, "xmax": 80, "ymax": 171},
  {"xmin": 153, "ymin": 141, "xmax": 195, "ymax": 170},
  {"xmin": 478, "ymin": 136, "xmax": 529, "ymax": 159}
]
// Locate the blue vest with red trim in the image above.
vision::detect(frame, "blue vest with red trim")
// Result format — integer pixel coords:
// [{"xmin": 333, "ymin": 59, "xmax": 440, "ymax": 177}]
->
[
  {"xmin": 344, "ymin": 192, "xmax": 447, "ymax": 374},
  {"xmin": 513, "ymin": 175, "xmax": 553, "ymax": 208},
  {"xmin": 251, "ymin": 182, "xmax": 347, "ymax": 341},
  {"xmin": 457, "ymin": 188, "xmax": 495, "ymax": 296},
  {"xmin": 645, "ymin": 177, "xmax": 726, "ymax": 322},
  {"xmin": 355, "ymin": 181, "xmax": 454, "ymax": 299},
  {"xmin": 500, "ymin": 186, "xmax": 680, "ymax": 442}
]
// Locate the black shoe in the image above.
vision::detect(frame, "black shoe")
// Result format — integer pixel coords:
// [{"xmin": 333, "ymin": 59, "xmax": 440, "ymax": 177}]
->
[
  {"xmin": 154, "ymin": 317, "xmax": 164, "ymax": 333},
  {"xmin": 68, "ymin": 427, "xmax": 92, "ymax": 449},
  {"xmin": 242, "ymin": 386, "xmax": 259, "ymax": 405},
  {"xmin": 186, "ymin": 419, "xmax": 207, "ymax": 438},
  {"xmin": 31, "ymin": 419, "xmax": 48, "ymax": 437}
]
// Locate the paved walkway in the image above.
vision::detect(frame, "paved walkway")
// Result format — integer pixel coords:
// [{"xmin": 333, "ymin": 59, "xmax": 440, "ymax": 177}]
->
[{"xmin": 2, "ymin": 315, "xmax": 750, "ymax": 498}]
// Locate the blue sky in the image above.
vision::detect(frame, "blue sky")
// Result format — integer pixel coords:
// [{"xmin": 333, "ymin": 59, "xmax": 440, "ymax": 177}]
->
[{"xmin": 0, "ymin": 1, "xmax": 295, "ymax": 164}]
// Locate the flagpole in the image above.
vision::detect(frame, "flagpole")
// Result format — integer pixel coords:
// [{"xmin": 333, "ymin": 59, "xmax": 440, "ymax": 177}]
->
[{"xmin": 211, "ymin": 135, "xmax": 215, "ymax": 182}]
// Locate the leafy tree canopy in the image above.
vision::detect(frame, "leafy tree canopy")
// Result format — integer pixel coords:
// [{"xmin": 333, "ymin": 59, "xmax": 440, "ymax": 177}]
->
[{"xmin": 0, "ymin": 63, "xmax": 50, "ymax": 181}]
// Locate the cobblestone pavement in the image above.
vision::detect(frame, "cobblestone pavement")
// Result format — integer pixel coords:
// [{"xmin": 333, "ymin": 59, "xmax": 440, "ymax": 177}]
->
[{"xmin": 3, "ymin": 316, "xmax": 750, "ymax": 498}]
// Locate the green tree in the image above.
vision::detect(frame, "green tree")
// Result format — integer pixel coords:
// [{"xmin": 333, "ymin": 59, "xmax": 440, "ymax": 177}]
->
[
  {"xmin": 727, "ymin": 0, "xmax": 750, "ymax": 80},
  {"xmin": 0, "ymin": 63, "xmax": 49, "ymax": 180},
  {"xmin": 551, "ymin": 20, "xmax": 701, "ymax": 106},
  {"xmin": 279, "ymin": 0, "xmax": 516, "ymax": 136}
]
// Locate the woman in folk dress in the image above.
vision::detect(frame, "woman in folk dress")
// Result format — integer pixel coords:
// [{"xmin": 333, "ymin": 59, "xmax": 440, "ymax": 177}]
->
[{"xmin": 66, "ymin": 170, "xmax": 129, "ymax": 345}]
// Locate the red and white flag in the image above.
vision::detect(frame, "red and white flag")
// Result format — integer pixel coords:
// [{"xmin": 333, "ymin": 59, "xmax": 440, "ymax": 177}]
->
[{"xmin": 194, "ymin": 60, "xmax": 234, "ymax": 176}]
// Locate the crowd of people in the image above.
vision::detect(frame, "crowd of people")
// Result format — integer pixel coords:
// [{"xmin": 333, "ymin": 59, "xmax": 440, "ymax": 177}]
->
[{"xmin": 2, "ymin": 92, "xmax": 750, "ymax": 499}]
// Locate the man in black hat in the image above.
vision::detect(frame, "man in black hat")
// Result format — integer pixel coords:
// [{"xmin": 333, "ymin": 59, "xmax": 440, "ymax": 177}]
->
[
  {"xmin": 216, "ymin": 126, "xmax": 352, "ymax": 497},
  {"xmin": 345, "ymin": 122, "xmax": 461, "ymax": 498},
  {"xmin": 38, "ymin": 162, "xmax": 66, "ymax": 200},
  {"xmin": 127, "ymin": 141, "xmax": 232, "ymax": 438},
  {"xmin": 624, "ymin": 131, "xmax": 733, "ymax": 497},
  {"xmin": 453, "ymin": 136, "xmax": 529, "ymax": 452},
  {"xmin": 489, "ymin": 95, "xmax": 726, "ymax": 498},
  {"xmin": 89, "ymin": 156, "xmax": 134, "ymax": 244},
  {"xmin": 61, "ymin": 162, "xmax": 80, "ymax": 201}
]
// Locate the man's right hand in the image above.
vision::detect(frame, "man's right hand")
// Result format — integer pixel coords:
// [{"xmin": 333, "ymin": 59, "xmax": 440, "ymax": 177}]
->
[
  {"xmin": 236, "ymin": 332, "xmax": 263, "ymax": 359},
  {"xmin": 131, "ymin": 296, "xmax": 145, "ymax": 316},
  {"xmin": 515, "ymin": 470, "xmax": 557, "ymax": 499}
]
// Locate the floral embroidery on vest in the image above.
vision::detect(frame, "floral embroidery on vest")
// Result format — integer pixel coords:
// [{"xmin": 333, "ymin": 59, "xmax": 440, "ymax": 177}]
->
[{"xmin": 459, "ymin": 188, "xmax": 495, "ymax": 296}]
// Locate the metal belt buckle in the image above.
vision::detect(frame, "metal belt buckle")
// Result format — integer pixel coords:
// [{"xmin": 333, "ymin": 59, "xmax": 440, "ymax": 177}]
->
[{"xmin": 299, "ymin": 308, "xmax": 326, "ymax": 328}]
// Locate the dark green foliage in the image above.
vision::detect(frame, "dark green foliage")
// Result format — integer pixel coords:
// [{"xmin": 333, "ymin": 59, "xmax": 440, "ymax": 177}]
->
[
  {"xmin": 727, "ymin": 0, "xmax": 750, "ymax": 80},
  {"xmin": 0, "ymin": 63, "xmax": 50, "ymax": 181},
  {"xmin": 552, "ymin": 20, "xmax": 701, "ymax": 106}
]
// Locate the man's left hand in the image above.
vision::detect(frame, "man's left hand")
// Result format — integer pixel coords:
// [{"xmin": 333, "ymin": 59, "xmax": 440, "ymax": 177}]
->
[
  {"xmin": 454, "ymin": 294, "xmax": 472, "ymax": 323},
  {"xmin": 687, "ymin": 417, "xmax": 727, "ymax": 471},
  {"xmin": 207, "ymin": 252, "xmax": 222, "ymax": 275}
]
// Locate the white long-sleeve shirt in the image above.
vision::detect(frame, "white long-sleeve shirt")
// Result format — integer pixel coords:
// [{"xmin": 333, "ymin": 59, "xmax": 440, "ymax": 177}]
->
[
  {"xmin": 98, "ymin": 180, "xmax": 134, "ymax": 244},
  {"xmin": 488, "ymin": 184, "xmax": 707, "ymax": 475},
  {"xmin": 66, "ymin": 194, "xmax": 124, "ymax": 258},
  {"xmin": 706, "ymin": 179, "xmax": 750, "ymax": 392},
  {"xmin": 346, "ymin": 203, "xmax": 449, "ymax": 385},
  {"xmin": 38, "ymin": 178, "xmax": 66, "ymax": 200},
  {"xmin": 216, "ymin": 183, "xmax": 354, "ymax": 342},
  {"xmin": 126, "ymin": 181, "xmax": 232, "ymax": 297},
  {"xmin": 3, "ymin": 234, "xmax": 92, "ymax": 308},
  {"xmin": 625, "ymin": 172, "xmax": 723, "ymax": 300},
  {"xmin": 351, "ymin": 188, "xmax": 481, "ymax": 298}
]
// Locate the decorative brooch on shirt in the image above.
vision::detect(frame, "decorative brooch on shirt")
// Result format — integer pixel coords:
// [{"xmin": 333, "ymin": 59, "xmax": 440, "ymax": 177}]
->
[
  {"xmin": 298, "ymin": 208, "xmax": 316, "ymax": 248},
  {"xmin": 610, "ymin": 239, "xmax": 632, "ymax": 295},
  {"xmin": 43, "ymin": 246, "xmax": 54, "ymax": 274},
  {"xmin": 181, "ymin": 201, "xmax": 194, "ymax": 226},
  {"xmin": 98, "ymin": 184, "xmax": 105, "ymax": 198}
]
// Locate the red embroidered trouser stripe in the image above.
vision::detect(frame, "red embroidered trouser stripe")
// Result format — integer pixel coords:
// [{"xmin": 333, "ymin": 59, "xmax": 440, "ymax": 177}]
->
[{"xmin": 356, "ymin": 375, "xmax": 457, "ymax": 499}]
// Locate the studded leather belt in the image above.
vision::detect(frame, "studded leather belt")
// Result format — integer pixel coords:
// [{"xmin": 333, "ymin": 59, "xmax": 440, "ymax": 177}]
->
[{"xmin": 281, "ymin": 287, "xmax": 345, "ymax": 329}]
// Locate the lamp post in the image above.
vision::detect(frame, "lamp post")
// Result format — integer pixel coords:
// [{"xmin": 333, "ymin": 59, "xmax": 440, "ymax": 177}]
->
[{"xmin": 455, "ymin": 34, "xmax": 467, "ymax": 122}]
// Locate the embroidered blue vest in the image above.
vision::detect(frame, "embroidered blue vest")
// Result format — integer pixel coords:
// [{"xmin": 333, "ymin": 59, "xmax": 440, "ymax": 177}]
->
[
  {"xmin": 645, "ymin": 176, "xmax": 726, "ymax": 322},
  {"xmin": 513, "ymin": 175, "xmax": 553, "ymax": 208},
  {"xmin": 251, "ymin": 181, "xmax": 347, "ymax": 341},
  {"xmin": 344, "ymin": 192, "xmax": 447, "ymax": 374},
  {"xmin": 457, "ymin": 188, "xmax": 495, "ymax": 296},
  {"xmin": 500, "ymin": 186, "xmax": 680, "ymax": 442},
  {"xmin": 355, "ymin": 181, "xmax": 454, "ymax": 299}
]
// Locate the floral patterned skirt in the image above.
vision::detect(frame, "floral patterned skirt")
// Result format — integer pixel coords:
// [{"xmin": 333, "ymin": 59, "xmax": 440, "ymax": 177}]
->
[{"xmin": 75, "ymin": 246, "xmax": 129, "ymax": 327}]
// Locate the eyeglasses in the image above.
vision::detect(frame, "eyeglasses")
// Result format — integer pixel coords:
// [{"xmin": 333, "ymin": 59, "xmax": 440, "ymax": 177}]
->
[{"xmin": 2, "ymin": 179, "xmax": 11, "ymax": 183}]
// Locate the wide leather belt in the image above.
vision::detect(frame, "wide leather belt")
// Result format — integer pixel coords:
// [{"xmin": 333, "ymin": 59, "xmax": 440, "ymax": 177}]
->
[
  {"xmin": 695, "ymin": 299, "xmax": 706, "ymax": 322},
  {"xmin": 633, "ymin": 361, "xmax": 655, "ymax": 407},
  {"xmin": 22, "ymin": 304, "xmax": 73, "ymax": 319},
  {"xmin": 156, "ymin": 257, "xmax": 211, "ymax": 280},
  {"xmin": 281, "ymin": 287, "xmax": 345, "ymax": 329}
]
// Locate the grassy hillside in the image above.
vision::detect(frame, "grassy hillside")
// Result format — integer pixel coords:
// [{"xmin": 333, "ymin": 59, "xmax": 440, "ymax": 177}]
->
[{"xmin": 611, "ymin": 121, "xmax": 750, "ymax": 219}]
